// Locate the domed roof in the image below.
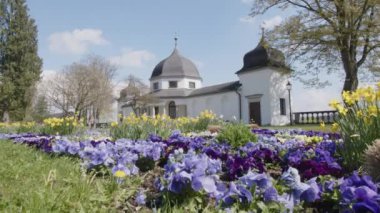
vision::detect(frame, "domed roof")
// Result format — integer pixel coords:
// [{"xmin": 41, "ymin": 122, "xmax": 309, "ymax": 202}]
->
[
  {"xmin": 236, "ymin": 37, "xmax": 290, "ymax": 74},
  {"xmin": 150, "ymin": 48, "xmax": 202, "ymax": 80}
]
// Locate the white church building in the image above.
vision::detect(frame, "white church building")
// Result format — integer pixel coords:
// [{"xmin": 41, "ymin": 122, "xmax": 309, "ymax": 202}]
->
[{"xmin": 118, "ymin": 37, "xmax": 292, "ymax": 126}]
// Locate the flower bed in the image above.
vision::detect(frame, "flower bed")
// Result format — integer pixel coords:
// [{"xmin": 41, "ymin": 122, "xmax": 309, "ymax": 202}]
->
[{"xmin": 2, "ymin": 128, "xmax": 379, "ymax": 212}]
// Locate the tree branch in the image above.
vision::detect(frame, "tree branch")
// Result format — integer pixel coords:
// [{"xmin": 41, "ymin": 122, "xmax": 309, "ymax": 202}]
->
[{"xmin": 357, "ymin": 6, "xmax": 376, "ymax": 67}]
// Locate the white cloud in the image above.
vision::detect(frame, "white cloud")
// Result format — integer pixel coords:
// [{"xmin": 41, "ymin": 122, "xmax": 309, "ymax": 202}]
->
[
  {"xmin": 261, "ymin": 16, "xmax": 283, "ymax": 30},
  {"xmin": 239, "ymin": 16, "xmax": 255, "ymax": 24},
  {"xmin": 48, "ymin": 29, "xmax": 108, "ymax": 54},
  {"xmin": 110, "ymin": 48, "xmax": 155, "ymax": 68}
]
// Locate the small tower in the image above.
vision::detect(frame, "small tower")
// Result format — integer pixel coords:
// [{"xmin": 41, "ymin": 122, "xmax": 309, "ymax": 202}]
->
[
  {"xmin": 149, "ymin": 37, "xmax": 202, "ymax": 92},
  {"xmin": 236, "ymin": 31, "xmax": 291, "ymax": 126}
]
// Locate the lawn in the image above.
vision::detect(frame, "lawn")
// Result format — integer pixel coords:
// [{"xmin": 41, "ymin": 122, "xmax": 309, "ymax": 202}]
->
[
  {"xmin": 264, "ymin": 124, "xmax": 333, "ymax": 132},
  {"xmin": 0, "ymin": 140, "xmax": 141, "ymax": 212}
]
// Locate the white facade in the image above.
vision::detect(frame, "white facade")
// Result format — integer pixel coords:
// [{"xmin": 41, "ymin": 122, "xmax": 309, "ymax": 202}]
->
[
  {"xmin": 186, "ymin": 92, "xmax": 239, "ymax": 121},
  {"xmin": 238, "ymin": 67, "xmax": 290, "ymax": 125},
  {"xmin": 150, "ymin": 77, "xmax": 202, "ymax": 91},
  {"xmin": 117, "ymin": 39, "xmax": 292, "ymax": 126},
  {"xmin": 119, "ymin": 67, "xmax": 291, "ymax": 126},
  {"xmin": 143, "ymin": 91, "xmax": 240, "ymax": 122}
]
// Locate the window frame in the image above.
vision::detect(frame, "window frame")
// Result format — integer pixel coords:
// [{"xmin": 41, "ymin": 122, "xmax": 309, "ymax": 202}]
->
[
  {"xmin": 189, "ymin": 81, "xmax": 196, "ymax": 89},
  {"xmin": 280, "ymin": 98, "xmax": 286, "ymax": 116},
  {"xmin": 169, "ymin": 81, "xmax": 178, "ymax": 88},
  {"xmin": 154, "ymin": 106, "xmax": 159, "ymax": 116},
  {"xmin": 153, "ymin": 82, "xmax": 159, "ymax": 90}
]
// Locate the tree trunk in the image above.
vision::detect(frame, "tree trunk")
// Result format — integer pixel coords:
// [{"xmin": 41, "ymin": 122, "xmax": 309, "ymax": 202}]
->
[
  {"xmin": 77, "ymin": 110, "xmax": 82, "ymax": 122},
  {"xmin": 2, "ymin": 111, "xmax": 10, "ymax": 123},
  {"xmin": 343, "ymin": 71, "xmax": 359, "ymax": 92},
  {"xmin": 341, "ymin": 50, "xmax": 359, "ymax": 92}
]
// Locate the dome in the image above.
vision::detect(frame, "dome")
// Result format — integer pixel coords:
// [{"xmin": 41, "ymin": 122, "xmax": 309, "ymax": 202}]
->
[
  {"xmin": 150, "ymin": 48, "xmax": 201, "ymax": 80},
  {"xmin": 236, "ymin": 38, "xmax": 290, "ymax": 74}
]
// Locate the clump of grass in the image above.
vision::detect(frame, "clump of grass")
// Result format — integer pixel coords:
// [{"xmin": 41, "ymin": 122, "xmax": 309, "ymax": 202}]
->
[{"xmin": 216, "ymin": 122, "xmax": 258, "ymax": 148}]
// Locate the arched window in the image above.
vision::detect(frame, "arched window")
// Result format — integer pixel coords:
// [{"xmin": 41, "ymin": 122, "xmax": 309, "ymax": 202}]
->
[{"xmin": 168, "ymin": 101, "xmax": 176, "ymax": 118}]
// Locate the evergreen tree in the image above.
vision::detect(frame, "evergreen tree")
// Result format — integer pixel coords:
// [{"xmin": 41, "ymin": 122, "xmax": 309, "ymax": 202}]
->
[
  {"xmin": 0, "ymin": 0, "xmax": 42, "ymax": 122},
  {"xmin": 32, "ymin": 95, "xmax": 48, "ymax": 122}
]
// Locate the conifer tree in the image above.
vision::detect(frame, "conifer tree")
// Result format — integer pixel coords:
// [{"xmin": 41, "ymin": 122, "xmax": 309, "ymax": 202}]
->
[
  {"xmin": 0, "ymin": 0, "xmax": 42, "ymax": 121},
  {"xmin": 32, "ymin": 95, "xmax": 48, "ymax": 122}
]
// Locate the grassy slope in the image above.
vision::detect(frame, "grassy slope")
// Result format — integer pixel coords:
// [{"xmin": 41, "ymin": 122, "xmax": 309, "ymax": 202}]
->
[{"xmin": 0, "ymin": 140, "xmax": 141, "ymax": 212}]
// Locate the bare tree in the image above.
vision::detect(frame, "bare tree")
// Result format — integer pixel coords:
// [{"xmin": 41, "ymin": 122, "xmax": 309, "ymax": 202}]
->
[
  {"xmin": 47, "ymin": 55, "xmax": 115, "ymax": 126},
  {"xmin": 118, "ymin": 75, "xmax": 154, "ymax": 115},
  {"xmin": 250, "ymin": 0, "xmax": 380, "ymax": 91}
]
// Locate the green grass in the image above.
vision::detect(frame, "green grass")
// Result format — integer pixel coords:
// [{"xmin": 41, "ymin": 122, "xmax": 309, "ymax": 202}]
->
[
  {"xmin": 0, "ymin": 140, "xmax": 142, "ymax": 212},
  {"xmin": 263, "ymin": 124, "xmax": 334, "ymax": 132}
]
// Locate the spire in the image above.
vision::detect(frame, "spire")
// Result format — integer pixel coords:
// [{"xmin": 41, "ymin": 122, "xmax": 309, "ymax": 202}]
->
[{"xmin": 174, "ymin": 33, "xmax": 178, "ymax": 48}]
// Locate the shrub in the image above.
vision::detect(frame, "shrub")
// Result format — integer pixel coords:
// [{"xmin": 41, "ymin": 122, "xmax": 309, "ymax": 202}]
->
[
  {"xmin": 363, "ymin": 139, "xmax": 380, "ymax": 182},
  {"xmin": 216, "ymin": 122, "xmax": 257, "ymax": 148},
  {"xmin": 330, "ymin": 83, "xmax": 380, "ymax": 171}
]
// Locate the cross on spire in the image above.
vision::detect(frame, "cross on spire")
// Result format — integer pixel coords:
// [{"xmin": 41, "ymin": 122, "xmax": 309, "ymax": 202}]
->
[{"xmin": 174, "ymin": 33, "xmax": 178, "ymax": 48}]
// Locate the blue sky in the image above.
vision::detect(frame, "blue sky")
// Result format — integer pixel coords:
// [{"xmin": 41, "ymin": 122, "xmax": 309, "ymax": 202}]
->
[{"xmin": 27, "ymin": 0, "xmax": 345, "ymax": 111}]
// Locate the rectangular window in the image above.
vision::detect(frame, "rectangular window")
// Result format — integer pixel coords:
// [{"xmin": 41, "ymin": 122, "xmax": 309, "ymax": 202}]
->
[
  {"xmin": 169, "ymin": 81, "xmax": 178, "ymax": 88},
  {"xmin": 153, "ymin": 82, "xmax": 159, "ymax": 90},
  {"xmin": 280, "ymin": 98, "xmax": 286, "ymax": 115},
  {"xmin": 189, "ymin": 82, "xmax": 196, "ymax": 88},
  {"xmin": 154, "ymin": 106, "xmax": 159, "ymax": 116}
]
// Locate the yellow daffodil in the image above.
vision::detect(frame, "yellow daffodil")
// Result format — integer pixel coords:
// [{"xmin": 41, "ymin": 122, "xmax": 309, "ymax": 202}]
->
[
  {"xmin": 363, "ymin": 87, "xmax": 376, "ymax": 103},
  {"xmin": 114, "ymin": 170, "xmax": 127, "ymax": 178},
  {"xmin": 329, "ymin": 100, "xmax": 340, "ymax": 110},
  {"xmin": 331, "ymin": 123, "xmax": 339, "ymax": 132},
  {"xmin": 141, "ymin": 114, "xmax": 148, "ymax": 122},
  {"xmin": 363, "ymin": 116, "xmax": 372, "ymax": 125},
  {"xmin": 342, "ymin": 91, "xmax": 355, "ymax": 105},
  {"xmin": 337, "ymin": 105, "xmax": 348, "ymax": 116},
  {"xmin": 357, "ymin": 110, "xmax": 364, "ymax": 118},
  {"xmin": 368, "ymin": 105, "xmax": 378, "ymax": 117},
  {"xmin": 111, "ymin": 121, "xmax": 118, "ymax": 127}
]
